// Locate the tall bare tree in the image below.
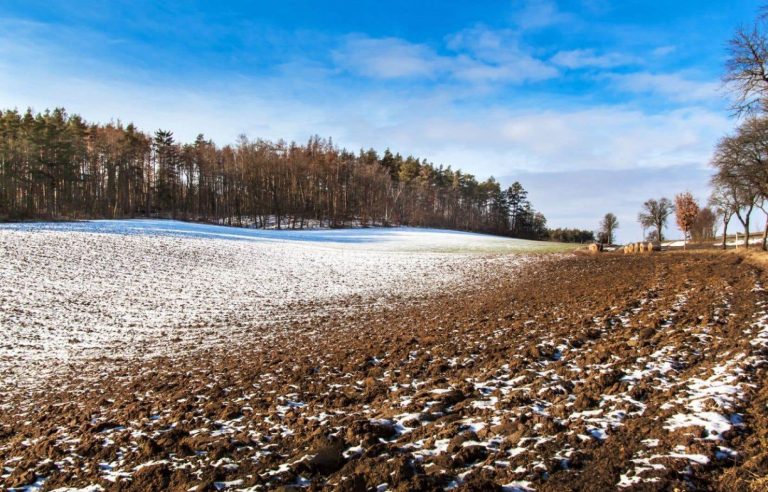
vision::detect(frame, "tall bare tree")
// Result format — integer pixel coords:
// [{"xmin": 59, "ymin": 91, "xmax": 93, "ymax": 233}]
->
[
  {"xmin": 709, "ymin": 185, "xmax": 737, "ymax": 250},
  {"xmin": 711, "ymin": 123, "xmax": 764, "ymax": 249},
  {"xmin": 725, "ymin": 8, "xmax": 768, "ymax": 115},
  {"xmin": 599, "ymin": 213, "xmax": 619, "ymax": 245},
  {"xmin": 637, "ymin": 198, "xmax": 674, "ymax": 242}
]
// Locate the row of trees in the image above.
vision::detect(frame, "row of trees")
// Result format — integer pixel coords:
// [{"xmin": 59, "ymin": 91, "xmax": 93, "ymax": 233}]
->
[
  {"xmin": 709, "ymin": 117, "xmax": 768, "ymax": 249},
  {"xmin": 0, "ymin": 107, "xmax": 567, "ymax": 239},
  {"xmin": 548, "ymin": 227, "xmax": 595, "ymax": 244},
  {"xmin": 596, "ymin": 8, "xmax": 768, "ymax": 251},
  {"xmin": 636, "ymin": 196, "xmax": 716, "ymax": 245},
  {"xmin": 705, "ymin": 8, "xmax": 768, "ymax": 250},
  {"xmin": 595, "ymin": 194, "xmax": 716, "ymax": 247}
]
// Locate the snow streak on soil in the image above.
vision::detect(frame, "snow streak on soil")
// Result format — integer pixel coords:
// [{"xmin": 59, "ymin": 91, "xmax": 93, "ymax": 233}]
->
[{"xmin": 0, "ymin": 220, "xmax": 532, "ymax": 389}]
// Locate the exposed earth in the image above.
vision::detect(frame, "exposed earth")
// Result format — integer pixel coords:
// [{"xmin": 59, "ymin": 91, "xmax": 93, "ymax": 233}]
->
[{"xmin": 2, "ymin": 227, "xmax": 768, "ymax": 491}]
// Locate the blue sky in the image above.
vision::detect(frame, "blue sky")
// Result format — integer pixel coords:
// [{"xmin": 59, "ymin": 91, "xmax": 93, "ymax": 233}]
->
[{"xmin": 0, "ymin": 0, "xmax": 762, "ymax": 241}]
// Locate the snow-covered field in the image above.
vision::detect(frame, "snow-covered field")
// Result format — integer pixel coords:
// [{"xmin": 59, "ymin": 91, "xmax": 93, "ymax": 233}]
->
[
  {"xmin": 0, "ymin": 220, "xmax": 545, "ymax": 389},
  {"xmin": 2, "ymin": 219, "xmax": 574, "ymax": 253},
  {"xmin": 2, "ymin": 227, "xmax": 765, "ymax": 491}
]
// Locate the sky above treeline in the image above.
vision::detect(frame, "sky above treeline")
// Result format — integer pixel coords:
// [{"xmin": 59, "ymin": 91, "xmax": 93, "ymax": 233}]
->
[{"xmin": 0, "ymin": 0, "xmax": 762, "ymax": 242}]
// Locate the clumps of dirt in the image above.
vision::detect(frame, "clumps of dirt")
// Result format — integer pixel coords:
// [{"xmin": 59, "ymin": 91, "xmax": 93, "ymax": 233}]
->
[{"xmin": 2, "ymin": 252, "xmax": 768, "ymax": 491}]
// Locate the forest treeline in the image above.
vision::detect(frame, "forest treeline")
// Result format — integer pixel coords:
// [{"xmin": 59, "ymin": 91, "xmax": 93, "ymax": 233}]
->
[{"xmin": 0, "ymin": 108, "xmax": 592, "ymax": 241}]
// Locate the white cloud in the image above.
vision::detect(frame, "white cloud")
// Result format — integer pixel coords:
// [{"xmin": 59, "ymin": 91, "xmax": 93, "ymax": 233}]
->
[
  {"xmin": 651, "ymin": 45, "xmax": 676, "ymax": 57},
  {"xmin": 333, "ymin": 27, "xmax": 557, "ymax": 84},
  {"xmin": 446, "ymin": 26, "xmax": 558, "ymax": 82},
  {"xmin": 513, "ymin": 0, "xmax": 575, "ymax": 29},
  {"xmin": 606, "ymin": 72, "xmax": 720, "ymax": 103},
  {"xmin": 360, "ymin": 106, "xmax": 730, "ymax": 178},
  {"xmin": 551, "ymin": 48, "xmax": 635, "ymax": 69},
  {"xmin": 331, "ymin": 35, "xmax": 442, "ymax": 79},
  {"xmin": 0, "ymin": 50, "xmax": 729, "ymax": 179}
]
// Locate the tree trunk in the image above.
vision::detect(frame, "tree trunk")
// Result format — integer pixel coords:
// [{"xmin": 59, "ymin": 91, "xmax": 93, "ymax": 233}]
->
[
  {"xmin": 722, "ymin": 217, "xmax": 728, "ymax": 250},
  {"xmin": 762, "ymin": 214, "xmax": 768, "ymax": 251},
  {"xmin": 735, "ymin": 210, "xmax": 750, "ymax": 250},
  {"xmin": 745, "ymin": 218, "xmax": 751, "ymax": 249}
]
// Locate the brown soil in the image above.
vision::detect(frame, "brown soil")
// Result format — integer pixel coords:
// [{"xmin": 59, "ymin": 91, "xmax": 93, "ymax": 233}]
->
[{"xmin": 2, "ymin": 252, "xmax": 768, "ymax": 491}]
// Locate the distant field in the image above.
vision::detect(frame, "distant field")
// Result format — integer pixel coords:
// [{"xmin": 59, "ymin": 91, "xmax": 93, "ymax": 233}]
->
[{"xmin": 0, "ymin": 219, "xmax": 578, "ymax": 254}]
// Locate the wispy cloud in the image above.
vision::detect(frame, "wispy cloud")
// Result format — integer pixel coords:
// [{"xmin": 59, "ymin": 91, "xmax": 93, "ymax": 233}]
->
[
  {"xmin": 551, "ymin": 48, "xmax": 636, "ymax": 69},
  {"xmin": 651, "ymin": 45, "xmax": 676, "ymax": 57},
  {"xmin": 331, "ymin": 36, "xmax": 441, "ymax": 79},
  {"xmin": 374, "ymin": 106, "xmax": 729, "ymax": 178},
  {"xmin": 512, "ymin": 0, "xmax": 576, "ymax": 29},
  {"xmin": 446, "ymin": 26, "xmax": 558, "ymax": 82},
  {"xmin": 333, "ymin": 26, "xmax": 557, "ymax": 84},
  {"xmin": 606, "ymin": 72, "xmax": 721, "ymax": 103}
]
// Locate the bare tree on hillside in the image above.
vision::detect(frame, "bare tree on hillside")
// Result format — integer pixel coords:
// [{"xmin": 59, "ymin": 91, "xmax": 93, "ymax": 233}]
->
[
  {"xmin": 713, "ymin": 171, "xmax": 759, "ymax": 248},
  {"xmin": 599, "ymin": 213, "xmax": 619, "ymax": 245},
  {"xmin": 638, "ymin": 198, "xmax": 674, "ymax": 242},
  {"xmin": 711, "ymin": 128, "xmax": 763, "ymax": 249},
  {"xmin": 710, "ymin": 185, "xmax": 737, "ymax": 250},
  {"xmin": 738, "ymin": 118, "xmax": 768, "ymax": 249}
]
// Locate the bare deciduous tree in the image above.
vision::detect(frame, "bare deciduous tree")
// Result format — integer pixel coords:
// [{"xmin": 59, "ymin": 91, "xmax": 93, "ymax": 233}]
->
[
  {"xmin": 709, "ymin": 185, "xmax": 737, "ymax": 250},
  {"xmin": 716, "ymin": 7, "xmax": 768, "ymax": 249},
  {"xmin": 638, "ymin": 198, "xmax": 674, "ymax": 242},
  {"xmin": 599, "ymin": 213, "xmax": 619, "ymax": 245},
  {"xmin": 711, "ymin": 125, "xmax": 763, "ymax": 249},
  {"xmin": 725, "ymin": 10, "xmax": 768, "ymax": 115}
]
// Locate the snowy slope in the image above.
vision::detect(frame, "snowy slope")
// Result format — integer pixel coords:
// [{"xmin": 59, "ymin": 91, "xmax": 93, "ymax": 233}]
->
[
  {"xmin": 0, "ymin": 219, "xmax": 573, "ymax": 253},
  {"xmin": 0, "ymin": 220, "xmax": 546, "ymax": 389}
]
